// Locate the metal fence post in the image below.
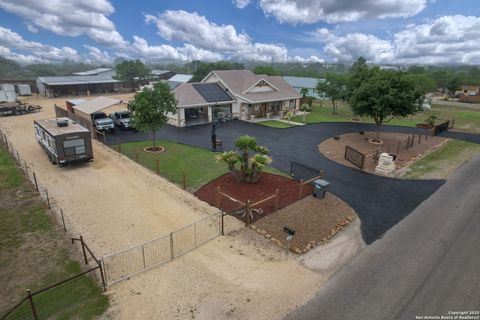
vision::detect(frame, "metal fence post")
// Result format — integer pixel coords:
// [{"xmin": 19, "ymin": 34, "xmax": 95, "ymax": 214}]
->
[
  {"xmin": 33, "ymin": 172, "xmax": 39, "ymax": 192},
  {"xmin": 45, "ymin": 188, "xmax": 51, "ymax": 209},
  {"xmin": 170, "ymin": 233, "xmax": 174, "ymax": 260},
  {"xmin": 61, "ymin": 209, "xmax": 67, "ymax": 232},
  {"xmin": 141, "ymin": 245, "xmax": 146, "ymax": 270},
  {"xmin": 27, "ymin": 289, "xmax": 38, "ymax": 320},
  {"xmin": 80, "ymin": 235, "xmax": 88, "ymax": 265},
  {"xmin": 182, "ymin": 171, "xmax": 186, "ymax": 190}
]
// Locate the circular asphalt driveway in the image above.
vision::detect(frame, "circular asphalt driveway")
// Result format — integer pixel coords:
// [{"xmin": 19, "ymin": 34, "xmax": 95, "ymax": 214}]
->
[{"xmin": 105, "ymin": 120, "xmax": 480, "ymax": 244}]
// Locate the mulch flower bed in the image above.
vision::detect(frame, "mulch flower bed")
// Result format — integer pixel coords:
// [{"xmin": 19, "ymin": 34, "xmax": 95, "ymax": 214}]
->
[
  {"xmin": 319, "ymin": 131, "xmax": 447, "ymax": 172},
  {"xmin": 195, "ymin": 172, "xmax": 313, "ymax": 223},
  {"xmin": 252, "ymin": 194, "xmax": 357, "ymax": 254}
]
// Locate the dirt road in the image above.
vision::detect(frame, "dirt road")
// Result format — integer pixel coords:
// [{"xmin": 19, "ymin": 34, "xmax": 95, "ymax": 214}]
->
[{"xmin": 0, "ymin": 95, "xmax": 328, "ymax": 319}]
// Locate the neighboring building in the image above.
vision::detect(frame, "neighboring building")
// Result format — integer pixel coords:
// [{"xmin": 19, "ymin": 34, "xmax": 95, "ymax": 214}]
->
[
  {"xmin": 151, "ymin": 70, "xmax": 175, "ymax": 80},
  {"xmin": 167, "ymin": 74, "xmax": 193, "ymax": 90},
  {"xmin": 283, "ymin": 76, "xmax": 325, "ymax": 99},
  {"xmin": 169, "ymin": 70, "xmax": 301, "ymax": 127},
  {"xmin": 460, "ymin": 84, "xmax": 480, "ymax": 96},
  {"xmin": 36, "ymin": 68, "xmax": 122, "ymax": 97}
]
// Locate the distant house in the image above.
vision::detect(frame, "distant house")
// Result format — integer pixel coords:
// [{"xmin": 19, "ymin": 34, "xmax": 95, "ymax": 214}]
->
[
  {"xmin": 167, "ymin": 74, "xmax": 193, "ymax": 90},
  {"xmin": 36, "ymin": 68, "xmax": 122, "ymax": 97},
  {"xmin": 168, "ymin": 70, "xmax": 301, "ymax": 127},
  {"xmin": 282, "ymin": 76, "xmax": 325, "ymax": 99},
  {"xmin": 151, "ymin": 70, "xmax": 175, "ymax": 80}
]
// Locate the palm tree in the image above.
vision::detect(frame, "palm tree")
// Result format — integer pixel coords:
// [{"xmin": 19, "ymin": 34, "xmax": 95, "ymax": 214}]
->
[{"xmin": 216, "ymin": 135, "xmax": 271, "ymax": 183}]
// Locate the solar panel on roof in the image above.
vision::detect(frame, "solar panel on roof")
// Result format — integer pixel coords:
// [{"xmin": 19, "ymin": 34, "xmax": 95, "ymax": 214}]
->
[{"xmin": 192, "ymin": 83, "xmax": 232, "ymax": 103}]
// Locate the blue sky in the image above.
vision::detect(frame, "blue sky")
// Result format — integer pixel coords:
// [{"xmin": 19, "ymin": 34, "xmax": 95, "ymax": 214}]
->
[{"xmin": 0, "ymin": 0, "xmax": 479, "ymax": 65}]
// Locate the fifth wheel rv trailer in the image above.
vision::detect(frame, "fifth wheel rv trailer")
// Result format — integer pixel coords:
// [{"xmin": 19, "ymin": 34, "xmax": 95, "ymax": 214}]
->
[{"xmin": 34, "ymin": 118, "xmax": 93, "ymax": 166}]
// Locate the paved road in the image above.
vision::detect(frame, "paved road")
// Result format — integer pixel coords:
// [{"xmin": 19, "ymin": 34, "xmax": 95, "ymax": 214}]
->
[
  {"xmin": 105, "ymin": 121, "xmax": 480, "ymax": 244},
  {"xmin": 285, "ymin": 155, "xmax": 480, "ymax": 320}
]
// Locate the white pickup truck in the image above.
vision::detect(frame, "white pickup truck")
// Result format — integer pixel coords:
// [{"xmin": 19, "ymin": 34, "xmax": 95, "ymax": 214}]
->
[{"xmin": 91, "ymin": 112, "xmax": 115, "ymax": 132}]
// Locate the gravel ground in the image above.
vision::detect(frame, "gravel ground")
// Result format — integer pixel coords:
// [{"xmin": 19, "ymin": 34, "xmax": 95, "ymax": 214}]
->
[
  {"xmin": 319, "ymin": 131, "xmax": 446, "ymax": 172},
  {"xmin": 253, "ymin": 194, "xmax": 356, "ymax": 254}
]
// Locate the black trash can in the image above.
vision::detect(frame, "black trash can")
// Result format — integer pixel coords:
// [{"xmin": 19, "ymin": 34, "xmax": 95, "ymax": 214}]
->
[{"xmin": 313, "ymin": 179, "xmax": 330, "ymax": 199}]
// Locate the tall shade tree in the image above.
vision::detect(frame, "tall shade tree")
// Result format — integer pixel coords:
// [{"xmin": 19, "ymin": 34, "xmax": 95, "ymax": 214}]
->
[
  {"xmin": 216, "ymin": 135, "xmax": 271, "ymax": 184},
  {"xmin": 316, "ymin": 72, "xmax": 348, "ymax": 114},
  {"xmin": 190, "ymin": 61, "xmax": 245, "ymax": 82},
  {"xmin": 347, "ymin": 57, "xmax": 370, "ymax": 97},
  {"xmin": 130, "ymin": 83, "xmax": 177, "ymax": 149},
  {"xmin": 114, "ymin": 60, "xmax": 150, "ymax": 90},
  {"xmin": 350, "ymin": 70, "xmax": 423, "ymax": 142}
]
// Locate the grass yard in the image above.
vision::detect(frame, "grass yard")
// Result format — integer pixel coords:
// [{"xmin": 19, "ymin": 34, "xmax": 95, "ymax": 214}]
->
[
  {"xmin": 0, "ymin": 144, "xmax": 108, "ymax": 318},
  {"xmin": 292, "ymin": 100, "xmax": 480, "ymax": 134},
  {"xmin": 404, "ymin": 140, "xmax": 480, "ymax": 179},
  {"xmin": 257, "ymin": 120, "xmax": 296, "ymax": 128},
  {"xmin": 114, "ymin": 140, "xmax": 288, "ymax": 191}
]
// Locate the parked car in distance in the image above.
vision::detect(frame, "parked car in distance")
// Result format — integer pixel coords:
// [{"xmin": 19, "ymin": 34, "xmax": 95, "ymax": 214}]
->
[
  {"xmin": 91, "ymin": 111, "xmax": 115, "ymax": 132},
  {"xmin": 109, "ymin": 111, "xmax": 132, "ymax": 129}
]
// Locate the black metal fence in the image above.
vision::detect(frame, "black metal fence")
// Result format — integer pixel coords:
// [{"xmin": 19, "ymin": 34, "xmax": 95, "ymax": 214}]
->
[
  {"xmin": 434, "ymin": 120, "xmax": 450, "ymax": 136},
  {"xmin": 344, "ymin": 146, "xmax": 365, "ymax": 169},
  {"xmin": 290, "ymin": 161, "xmax": 321, "ymax": 181}
]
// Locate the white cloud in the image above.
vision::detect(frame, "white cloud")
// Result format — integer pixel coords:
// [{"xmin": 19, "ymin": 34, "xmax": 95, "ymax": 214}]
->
[
  {"xmin": 0, "ymin": 26, "xmax": 81, "ymax": 63},
  {"xmin": 0, "ymin": 46, "xmax": 49, "ymax": 64},
  {"xmin": 84, "ymin": 45, "xmax": 113, "ymax": 65},
  {"xmin": 259, "ymin": 0, "xmax": 426, "ymax": 24},
  {"xmin": 289, "ymin": 55, "xmax": 325, "ymax": 63},
  {"xmin": 0, "ymin": 0, "xmax": 128, "ymax": 48},
  {"xmin": 233, "ymin": 0, "xmax": 251, "ymax": 9},
  {"xmin": 145, "ymin": 10, "xmax": 289, "ymax": 62},
  {"xmin": 313, "ymin": 15, "xmax": 480, "ymax": 65}
]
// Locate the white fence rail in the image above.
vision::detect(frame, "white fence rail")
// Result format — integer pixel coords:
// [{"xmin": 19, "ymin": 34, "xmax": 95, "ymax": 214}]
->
[{"xmin": 102, "ymin": 213, "xmax": 221, "ymax": 285}]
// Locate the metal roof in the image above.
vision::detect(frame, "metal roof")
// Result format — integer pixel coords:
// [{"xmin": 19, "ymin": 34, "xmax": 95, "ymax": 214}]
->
[
  {"xmin": 151, "ymin": 70, "xmax": 170, "ymax": 75},
  {"xmin": 169, "ymin": 74, "xmax": 192, "ymax": 83},
  {"xmin": 282, "ymin": 76, "xmax": 324, "ymax": 89},
  {"xmin": 73, "ymin": 96, "xmax": 121, "ymax": 115},
  {"xmin": 37, "ymin": 74, "xmax": 120, "ymax": 86},
  {"xmin": 73, "ymin": 68, "xmax": 112, "ymax": 76}
]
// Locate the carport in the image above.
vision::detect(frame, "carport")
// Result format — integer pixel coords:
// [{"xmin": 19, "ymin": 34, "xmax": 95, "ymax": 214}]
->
[{"xmin": 72, "ymin": 96, "xmax": 122, "ymax": 128}]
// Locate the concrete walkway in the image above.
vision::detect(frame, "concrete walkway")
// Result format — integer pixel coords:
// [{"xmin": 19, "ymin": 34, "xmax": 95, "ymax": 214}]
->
[
  {"xmin": 105, "ymin": 121, "xmax": 480, "ymax": 244},
  {"xmin": 285, "ymin": 155, "xmax": 480, "ymax": 320}
]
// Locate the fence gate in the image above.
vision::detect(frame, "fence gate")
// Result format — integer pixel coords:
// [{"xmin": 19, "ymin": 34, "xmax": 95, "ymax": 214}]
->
[
  {"xmin": 434, "ymin": 120, "xmax": 450, "ymax": 136},
  {"xmin": 101, "ymin": 213, "xmax": 221, "ymax": 286},
  {"xmin": 344, "ymin": 146, "xmax": 365, "ymax": 169},
  {"xmin": 290, "ymin": 161, "xmax": 322, "ymax": 181}
]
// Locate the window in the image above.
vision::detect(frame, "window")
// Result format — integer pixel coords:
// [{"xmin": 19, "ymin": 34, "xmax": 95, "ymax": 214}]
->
[{"xmin": 63, "ymin": 138, "xmax": 86, "ymax": 156}]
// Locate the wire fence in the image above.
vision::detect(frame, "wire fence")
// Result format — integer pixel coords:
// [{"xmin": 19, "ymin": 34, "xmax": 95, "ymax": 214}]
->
[
  {"xmin": 102, "ymin": 212, "xmax": 221, "ymax": 285},
  {"xmin": 0, "ymin": 129, "xmax": 107, "ymax": 320}
]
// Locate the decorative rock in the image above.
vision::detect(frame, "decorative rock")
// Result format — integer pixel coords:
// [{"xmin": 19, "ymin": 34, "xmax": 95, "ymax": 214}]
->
[
  {"xmin": 260, "ymin": 230, "xmax": 267, "ymax": 235},
  {"xmin": 339, "ymin": 220, "xmax": 349, "ymax": 226},
  {"xmin": 322, "ymin": 237, "xmax": 328, "ymax": 242},
  {"xmin": 270, "ymin": 237, "xmax": 277, "ymax": 242},
  {"xmin": 250, "ymin": 225, "xmax": 257, "ymax": 230},
  {"xmin": 294, "ymin": 248, "xmax": 302, "ymax": 254},
  {"xmin": 265, "ymin": 234, "xmax": 271, "ymax": 239}
]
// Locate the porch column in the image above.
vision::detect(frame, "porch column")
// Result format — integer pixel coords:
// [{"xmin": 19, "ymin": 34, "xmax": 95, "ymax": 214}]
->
[{"xmin": 208, "ymin": 105, "xmax": 213, "ymax": 122}]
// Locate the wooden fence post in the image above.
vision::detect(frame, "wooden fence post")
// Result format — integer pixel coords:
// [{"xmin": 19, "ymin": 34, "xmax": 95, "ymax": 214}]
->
[
  {"xmin": 418, "ymin": 134, "xmax": 421, "ymax": 143},
  {"xmin": 61, "ymin": 209, "xmax": 66, "ymax": 232},
  {"xmin": 182, "ymin": 171, "xmax": 186, "ymax": 190},
  {"xmin": 135, "ymin": 152, "xmax": 139, "ymax": 162},
  {"xmin": 80, "ymin": 235, "xmax": 88, "ymax": 265},
  {"xmin": 405, "ymin": 137, "xmax": 410, "ymax": 150},
  {"xmin": 156, "ymin": 159, "xmax": 160, "ymax": 174},
  {"xmin": 298, "ymin": 179, "xmax": 304, "ymax": 200},
  {"xmin": 27, "ymin": 289, "xmax": 38, "ymax": 320},
  {"xmin": 245, "ymin": 200, "xmax": 252, "ymax": 225},
  {"xmin": 274, "ymin": 189, "xmax": 280, "ymax": 212},
  {"xmin": 45, "ymin": 188, "xmax": 51, "ymax": 210},
  {"xmin": 396, "ymin": 141, "xmax": 401, "ymax": 155}
]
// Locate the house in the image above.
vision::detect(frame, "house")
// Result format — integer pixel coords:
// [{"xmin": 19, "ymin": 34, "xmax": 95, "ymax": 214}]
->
[
  {"xmin": 169, "ymin": 70, "xmax": 301, "ymax": 127},
  {"xmin": 167, "ymin": 74, "xmax": 193, "ymax": 90},
  {"xmin": 283, "ymin": 76, "xmax": 325, "ymax": 99},
  {"xmin": 36, "ymin": 68, "xmax": 122, "ymax": 97},
  {"xmin": 151, "ymin": 70, "xmax": 176, "ymax": 80}
]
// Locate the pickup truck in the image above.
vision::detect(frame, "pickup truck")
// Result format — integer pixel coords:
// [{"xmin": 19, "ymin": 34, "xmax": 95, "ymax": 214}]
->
[
  {"xmin": 109, "ymin": 111, "xmax": 132, "ymax": 129},
  {"xmin": 91, "ymin": 112, "xmax": 115, "ymax": 132}
]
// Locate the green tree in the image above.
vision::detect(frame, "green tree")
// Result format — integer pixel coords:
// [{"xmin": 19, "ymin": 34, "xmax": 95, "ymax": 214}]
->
[
  {"xmin": 114, "ymin": 60, "xmax": 150, "ymax": 90},
  {"xmin": 347, "ymin": 57, "xmax": 370, "ymax": 98},
  {"xmin": 216, "ymin": 135, "xmax": 272, "ymax": 184},
  {"xmin": 300, "ymin": 88, "xmax": 309, "ymax": 98},
  {"xmin": 446, "ymin": 76, "xmax": 461, "ymax": 94},
  {"xmin": 252, "ymin": 65, "xmax": 281, "ymax": 76},
  {"xmin": 130, "ymin": 83, "xmax": 177, "ymax": 149},
  {"xmin": 316, "ymin": 72, "xmax": 348, "ymax": 114},
  {"xmin": 190, "ymin": 61, "xmax": 245, "ymax": 82},
  {"xmin": 350, "ymin": 70, "xmax": 423, "ymax": 141},
  {"xmin": 403, "ymin": 73, "xmax": 437, "ymax": 95}
]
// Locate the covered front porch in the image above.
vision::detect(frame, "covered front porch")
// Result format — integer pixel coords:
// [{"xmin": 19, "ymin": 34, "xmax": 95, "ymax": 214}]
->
[{"xmin": 239, "ymin": 99, "xmax": 298, "ymax": 121}]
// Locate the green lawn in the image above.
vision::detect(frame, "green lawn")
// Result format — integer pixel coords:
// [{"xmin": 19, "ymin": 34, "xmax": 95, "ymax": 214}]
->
[
  {"xmin": 0, "ymin": 144, "xmax": 108, "ymax": 319},
  {"xmin": 404, "ymin": 140, "xmax": 480, "ymax": 179},
  {"xmin": 257, "ymin": 120, "xmax": 296, "ymax": 128},
  {"xmin": 291, "ymin": 100, "xmax": 480, "ymax": 134},
  {"xmin": 114, "ymin": 140, "xmax": 288, "ymax": 190}
]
